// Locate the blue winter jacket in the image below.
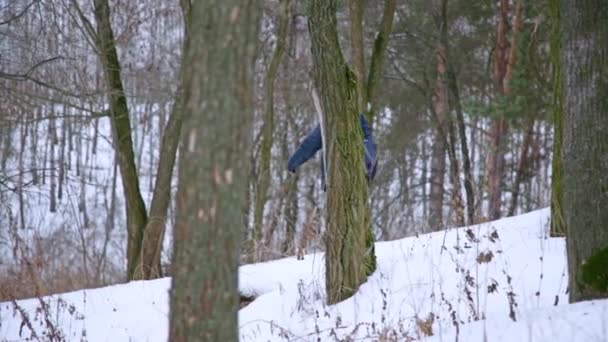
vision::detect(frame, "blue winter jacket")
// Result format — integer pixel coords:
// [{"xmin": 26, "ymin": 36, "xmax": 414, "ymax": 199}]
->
[{"xmin": 287, "ymin": 115, "xmax": 378, "ymax": 187}]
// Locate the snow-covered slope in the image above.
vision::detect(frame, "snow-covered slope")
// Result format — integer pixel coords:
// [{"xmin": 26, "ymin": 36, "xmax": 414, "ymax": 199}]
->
[{"xmin": 2, "ymin": 208, "xmax": 606, "ymax": 341}]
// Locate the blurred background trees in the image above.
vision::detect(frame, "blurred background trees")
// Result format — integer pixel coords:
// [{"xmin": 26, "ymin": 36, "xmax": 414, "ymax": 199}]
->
[{"xmin": 0, "ymin": 0, "xmax": 556, "ymax": 299}]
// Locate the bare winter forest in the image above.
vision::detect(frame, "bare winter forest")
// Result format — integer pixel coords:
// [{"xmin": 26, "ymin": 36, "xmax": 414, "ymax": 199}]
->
[
  {"xmin": 0, "ymin": 0, "xmax": 559, "ymax": 300},
  {"xmin": 2, "ymin": 1, "xmax": 607, "ymax": 335}
]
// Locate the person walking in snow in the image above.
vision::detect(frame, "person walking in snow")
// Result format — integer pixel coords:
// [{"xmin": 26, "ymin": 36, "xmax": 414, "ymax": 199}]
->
[{"xmin": 287, "ymin": 114, "xmax": 378, "ymax": 190}]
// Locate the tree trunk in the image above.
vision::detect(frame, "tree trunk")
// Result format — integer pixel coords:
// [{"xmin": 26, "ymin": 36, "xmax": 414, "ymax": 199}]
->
[
  {"xmin": 349, "ymin": 0, "xmax": 367, "ymax": 115},
  {"xmin": 561, "ymin": 0, "xmax": 608, "ymax": 302},
  {"xmin": 169, "ymin": 1, "xmax": 259, "ymax": 341},
  {"xmin": 93, "ymin": 0, "xmax": 149, "ymax": 280},
  {"xmin": 309, "ymin": 0, "xmax": 376, "ymax": 305},
  {"xmin": 487, "ymin": 0, "xmax": 510, "ymax": 220},
  {"xmin": 94, "ymin": 0, "xmax": 188, "ymax": 280},
  {"xmin": 134, "ymin": 7, "xmax": 190, "ymax": 280},
  {"xmin": 428, "ymin": 42, "xmax": 448, "ymax": 231},
  {"xmin": 431, "ymin": 0, "xmax": 465, "ymax": 227},
  {"xmin": 550, "ymin": 0, "xmax": 565, "ymax": 237},
  {"xmin": 444, "ymin": 38, "xmax": 475, "ymax": 226},
  {"xmin": 136, "ymin": 92, "xmax": 184, "ymax": 279},
  {"xmin": 508, "ymin": 119, "xmax": 534, "ymax": 216},
  {"xmin": 366, "ymin": 0, "xmax": 397, "ymax": 122},
  {"xmin": 253, "ymin": 0, "xmax": 290, "ymax": 248}
]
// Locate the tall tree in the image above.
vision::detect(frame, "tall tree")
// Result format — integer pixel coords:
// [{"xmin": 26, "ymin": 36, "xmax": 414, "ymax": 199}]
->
[
  {"xmin": 561, "ymin": 0, "xmax": 608, "ymax": 302},
  {"xmin": 486, "ymin": 0, "xmax": 523, "ymax": 220},
  {"xmin": 90, "ymin": 0, "xmax": 185, "ymax": 280},
  {"xmin": 169, "ymin": 1, "xmax": 259, "ymax": 341},
  {"xmin": 550, "ymin": 0, "xmax": 565, "ymax": 237},
  {"xmin": 92, "ymin": 0, "xmax": 149, "ymax": 279},
  {"xmin": 253, "ymin": 0, "xmax": 290, "ymax": 253},
  {"xmin": 348, "ymin": 0, "xmax": 398, "ymax": 122},
  {"xmin": 309, "ymin": 0, "xmax": 376, "ymax": 305},
  {"xmin": 431, "ymin": 0, "xmax": 466, "ymax": 227},
  {"xmin": 428, "ymin": 40, "xmax": 448, "ymax": 230},
  {"xmin": 440, "ymin": 0, "xmax": 476, "ymax": 225},
  {"xmin": 487, "ymin": 0, "xmax": 510, "ymax": 220}
]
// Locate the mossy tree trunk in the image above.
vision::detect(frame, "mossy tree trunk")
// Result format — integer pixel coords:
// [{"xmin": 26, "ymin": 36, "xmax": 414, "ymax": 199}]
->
[
  {"xmin": 549, "ymin": 0, "xmax": 565, "ymax": 237},
  {"xmin": 561, "ymin": 0, "xmax": 608, "ymax": 302},
  {"xmin": 309, "ymin": 0, "xmax": 376, "ymax": 305},
  {"xmin": 253, "ymin": 0, "xmax": 290, "ymax": 252},
  {"xmin": 169, "ymin": 0, "xmax": 259, "ymax": 340}
]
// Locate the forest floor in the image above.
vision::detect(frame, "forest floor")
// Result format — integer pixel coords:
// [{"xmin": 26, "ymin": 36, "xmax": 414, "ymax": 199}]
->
[{"xmin": 1, "ymin": 208, "xmax": 606, "ymax": 341}]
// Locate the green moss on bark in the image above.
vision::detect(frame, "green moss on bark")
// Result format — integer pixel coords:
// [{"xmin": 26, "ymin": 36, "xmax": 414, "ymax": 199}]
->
[{"xmin": 581, "ymin": 246, "xmax": 608, "ymax": 292}]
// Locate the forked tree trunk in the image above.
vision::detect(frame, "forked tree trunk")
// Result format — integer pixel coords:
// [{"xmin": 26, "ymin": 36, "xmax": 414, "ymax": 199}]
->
[
  {"xmin": 169, "ymin": 0, "xmax": 259, "ymax": 340},
  {"xmin": 93, "ymin": 0, "xmax": 148, "ymax": 279},
  {"xmin": 309, "ymin": 0, "xmax": 376, "ymax": 305},
  {"xmin": 366, "ymin": 0, "xmax": 397, "ymax": 122},
  {"xmin": 93, "ymin": 0, "xmax": 186, "ymax": 280},
  {"xmin": 561, "ymin": 0, "xmax": 608, "ymax": 302},
  {"xmin": 348, "ymin": 0, "xmax": 398, "ymax": 122},
  {"xmin": 253, "ymin": 0, "xmax": 290, "ymax": 249}
]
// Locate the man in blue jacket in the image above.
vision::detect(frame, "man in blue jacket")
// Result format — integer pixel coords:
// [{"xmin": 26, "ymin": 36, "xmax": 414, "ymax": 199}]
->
[{"xmin": 287, "ymin": 114, "xmax": 378, "ymax": 190}]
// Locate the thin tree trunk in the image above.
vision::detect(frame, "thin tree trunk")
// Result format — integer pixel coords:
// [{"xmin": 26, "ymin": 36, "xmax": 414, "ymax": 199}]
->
[
  {"xmin": 508, "ymin": 119, "xmax": 534, "ymax": 216},
  {"xmin": 487, "ymin": 0, "xmax": 509, "ymax": 220},
  {"xmin": 253, "ymin": 0, "xmax": 290, "ymax": 247},
  {"xmin": 49, "ymin": 117, "xmax": 57, "ymax": 213},
  {"xmin": 281, "ymin": 116, "xmax": 298, "ymax": 255},
  {"xmin": 93, "ymin": 0, "xmax": 149, "ymax": 280},
  {"xmin": 136, "ymin": 94, "xmax": 184, "ymax": 279},
  {"xmin": 169, "ymin": 0, "xmax": 259, "ymax": 340},
  {"xmin": 487, "ymin": 0, "xmax": 522, "ymax": 220},
  {"xmin": 446, "ymin": 61, "xmax": 475, "ymax": 225},
  {"xmin": 365, "ymin": 0, "xmax": 397, "ymax": 122},
  {"xmin": 349, "ymin": 0, "xmax": 366, "ymax": 114},
  {"xmin": 561, "ymin": 0, "xmax": 608, "ymax": 302},
  {"xmin": 431, "ymin": 0, "xmax": 464, "ymax": 227},
  {"xmin": 310, "ymin": 0, "xmax": 376, "ymax": 305},
  {"xmin": 18, "ymin": 123, "xmax": 26, "ymax": 230},
  {"xmin": 428, "ymin": 42, "xmax": 448, "ymax": 231},
  {"xmin": 550, "ymin": 0, "xmax": 565, "ymax": 237}
]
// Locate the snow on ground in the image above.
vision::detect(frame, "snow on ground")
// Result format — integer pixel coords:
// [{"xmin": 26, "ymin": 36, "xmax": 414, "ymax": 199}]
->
[{"xmin": 1, "ymin": 208, "xmax": 605, "ymax": 342}]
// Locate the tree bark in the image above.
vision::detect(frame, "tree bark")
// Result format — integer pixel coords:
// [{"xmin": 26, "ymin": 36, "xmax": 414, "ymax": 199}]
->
[
  {"xmin": 169, "ymin": 0, "xmax": 259, "ymax": 340},
  {"xmin": 93, "ymin": 0, "xmax": 149, "ymax": 280},
  {"xmin": 487, "ymin": 0, "xmax": 523, "ymax": 221},
  {"xmin": 309, "ymin": 0, "xmax": 376, "ymax": 305},
  {"xmin": 253, "ymin": 0, "xmax": 290, "ymax": 248},
  {"xmin": 487, "ymin": 0, "xmax": 510, "ymax": 220},
  {"xmin": 366, "ymin": 0, "xmax": 397, "ymax": 122},
  {"xmin": 431, "ymin": 0, "xmax": 465, "ymax": 227},
  {"xmin": 428, "ymin": 42, "xmax": 448, "ymax": 231},
  {"xmin": 444, "ymin": 38, "xmax": 475, "ymax": 226},
  {"xmin": 349, "ymin": 0, "xmax": 366, "ymax": 114},
  {"xmin": 550, "ymin": 0, "xmax": 565, "ymax": 237},
  {"xmin": 135, "ymin": 5, "xmax": 190, "ymax": 280},
  {"xmin": 508, "ymin": 119, "xmax": 534, "ymax": 216},
  {"xmin": 93, "ymin": 0, "xmax": 188, "ymax": 280},
  {"xmin": 561, "ymin": 0, "xmax": 608, "ymax": 302}
]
